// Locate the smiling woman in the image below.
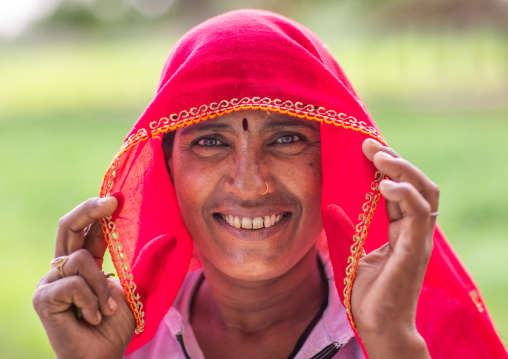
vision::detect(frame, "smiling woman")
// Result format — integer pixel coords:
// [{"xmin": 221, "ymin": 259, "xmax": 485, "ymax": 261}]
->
[
  {"xmin": 33, "ymin": 9, "xmax": 507, "ymax": 359},
  {"xmin": 167, "ymin": 110, "xmax": 323, "ymax": 283}
]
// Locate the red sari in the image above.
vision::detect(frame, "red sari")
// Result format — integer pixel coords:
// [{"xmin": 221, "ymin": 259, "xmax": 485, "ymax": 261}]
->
[{"xmin": 99, "ymin": 9, "xmax": 507, "ymax": 358}]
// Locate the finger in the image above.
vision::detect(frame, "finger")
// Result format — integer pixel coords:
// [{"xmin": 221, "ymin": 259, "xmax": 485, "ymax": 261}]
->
[
  {"xmin": 41, "ymin": 249, "xmax": 117, "ymax": 317},
  {"xmin": 384, "ymin": 195, "xmax": 403, "ymax": 222},
  {"xmin": 34, "ymin": 275, "xmax": 102, "ymax": 326},
  {"xmin": 373, "ymin": 152, "xmax": 439, "ymax": 211},
  {"xmin": 362, "ymin": 138, "xmax": 400, "ymax": 161},
  {"xmin": 55, "ymin": 197, "xmax": 118, "ymax": 257},
  {"xmin": 380, "ymin": 180, "xmax": 435, "ymax": 298},
  {"xmin": 378, "ymin": 180, "xmax": 435, "ymax": 301},
  {"xmin": 363, "ymin": 138, "xmax": 408, "ymax": 220},
  {"xmin": 363, "ymin": 138, "xmax": 438, "ymax": 201},
  {"xmin": 83, "ymin": 221, "xmax": 108, "ymax": 267},
  {"xmin": 379, "ymin": 180, "xmax": 435, "ymax": 252}
]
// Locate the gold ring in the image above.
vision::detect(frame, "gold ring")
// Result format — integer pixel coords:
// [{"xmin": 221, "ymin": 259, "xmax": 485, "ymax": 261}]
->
[
  {"xmin": 102, "ymin": 271, "xmax": 116, "ymax": 278},
  {"xmin": 429, "ymin": 211, "xmax": 439, "ymax": 218},
  {"xmin": 50, "ymin": 256, "xmax": 69, "ymax": 277},
  {"xmin": 262, "ymin": 182, "xmax": 269, "ymax": 195}
]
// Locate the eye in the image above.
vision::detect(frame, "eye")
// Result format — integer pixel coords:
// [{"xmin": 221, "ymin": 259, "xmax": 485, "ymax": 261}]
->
[
  {"xmin": 196, "ymin": 137, "xmax": 224, "ymax": 146},
  {"xmin": 276, "ymin": 134, "xmax": 301, "ymax": 144}
]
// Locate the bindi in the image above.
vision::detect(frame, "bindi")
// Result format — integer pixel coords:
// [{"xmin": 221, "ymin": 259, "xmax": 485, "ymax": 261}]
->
[{"xmin": 242, "ymin": 118, "xmax": 248, "ymax": 131}]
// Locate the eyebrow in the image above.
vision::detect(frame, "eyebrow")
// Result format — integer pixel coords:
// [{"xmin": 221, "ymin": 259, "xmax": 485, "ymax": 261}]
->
[
  {"xmin": 179, "ymin": 122, "xmax": 234, "ymax": 137},
  {"xmin": 178, "ymin": 115, "xmax": 320, "ymax": 137},
  {"xmin": 260, "ymin": 117, "xmax": 320, "ymax": 133}
]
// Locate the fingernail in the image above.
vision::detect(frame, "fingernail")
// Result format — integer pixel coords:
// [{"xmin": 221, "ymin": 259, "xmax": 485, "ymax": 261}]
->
[
  {"xmin": 96, "ymin": 311, "xmax": 102, "ymax": 323},
  {"xmin": 380, "ymin": 180, "xmax": 397, "ymax": 190},
  {"xmin": 377, "ymin": 151, "xmax": 393, "ymax": 159},
  {"xmin": 108, "ymin": 297, "xmax": 117, "ymax": 312},
  {"xmin": 98, "ymin": 197, "xmax": 109, "ymax": 205}
]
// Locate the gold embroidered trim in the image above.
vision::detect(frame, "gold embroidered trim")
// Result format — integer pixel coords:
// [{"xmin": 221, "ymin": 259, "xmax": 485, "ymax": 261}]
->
[
  {"xmin": 343, "ymin": 171, "xmax": 384, "ymax": 328},
  {"xmin": 142, "ymin": 97, "xmax": 383, "ymax": 149},
  {"xmin": 100, "ymin": 157, "xmax": 146, "ymax": 334},
  {"xmin": 100, "ymin": 96, "xmax": 386, "ymax": 334},
  {"xmin": 469, "ymin": 290, "xmax": 485, "ymax": 313}
]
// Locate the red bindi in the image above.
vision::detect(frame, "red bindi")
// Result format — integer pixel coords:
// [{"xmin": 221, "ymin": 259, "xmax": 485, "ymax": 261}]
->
[{"xmin": 242, "ymin": 118, "xmax": 248, "ymax": 131}]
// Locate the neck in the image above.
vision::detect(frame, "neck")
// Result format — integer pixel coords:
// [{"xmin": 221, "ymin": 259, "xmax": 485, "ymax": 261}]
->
[{"xmin": 191, "ymin": 247, "xmax": 327, "ymax": 335}]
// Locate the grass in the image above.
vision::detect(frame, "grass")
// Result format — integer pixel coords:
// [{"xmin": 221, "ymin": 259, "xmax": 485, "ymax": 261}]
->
[
  {"xmin": 0, "ymin": 111, "xmax": 132, "ymax": 358},
  {"xmin": 1, "ymin": 32, "xmax": 506, "ymax": 357}
]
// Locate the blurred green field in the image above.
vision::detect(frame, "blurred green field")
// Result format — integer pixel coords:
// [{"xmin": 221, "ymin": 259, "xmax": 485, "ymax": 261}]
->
[{"xmin": 0, "ymin": 33, "xmax": 507, "ymax": 357}]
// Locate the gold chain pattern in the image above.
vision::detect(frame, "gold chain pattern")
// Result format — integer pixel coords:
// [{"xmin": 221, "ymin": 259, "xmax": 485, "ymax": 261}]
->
[
  {"xmin": 343, "ymin": 171, "xmax": 384, "ymax": 328},
  {"xmin": 147, "ymin": 97, "xmax": 384, "ymax": 142},
  {"xmin": 469, "ymin": 290, "xmax": 485, "ymax": 313},
  {"xmin": 100, "ymin": 157, "xmax": 146, "ymax": 334}
]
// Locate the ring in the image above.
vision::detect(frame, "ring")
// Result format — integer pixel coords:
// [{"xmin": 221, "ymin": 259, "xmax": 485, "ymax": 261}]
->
[
  {"xmin": 429, "ymin": 211, "xmax": 439, "ymax": 218},
  {"xmin": 103, "ymin": 271, "xmax": 116, "ymax": 278},
  {"xmin": 83, "ymin": 224, "xmax": 92, "ymax": 236},
  {"xmin": 50, "ymin": 256, "xmax": 69, "ymax": 277},
  {"xmin": 262, "ymin": 182, "xmax": 269, "ymax": 195}
]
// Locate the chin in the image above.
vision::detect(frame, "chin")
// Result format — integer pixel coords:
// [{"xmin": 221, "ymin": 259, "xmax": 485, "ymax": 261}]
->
[
  {"xmin": 201, "ymin": 251, "xmax": 294, "ymax": 282},
  {"xmin": 215, "ymin": 249, "xmax": 299, "ymax": 282}
]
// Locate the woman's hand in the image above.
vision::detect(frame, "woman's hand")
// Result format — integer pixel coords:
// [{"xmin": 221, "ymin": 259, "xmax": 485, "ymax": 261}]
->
[
  {"xmin": 351, "ymin": 138, "xmax": 438, "ymax": 359},
  {"xmin": 33, "ymin": 197, "xmax": 135, "ymax": 359}
]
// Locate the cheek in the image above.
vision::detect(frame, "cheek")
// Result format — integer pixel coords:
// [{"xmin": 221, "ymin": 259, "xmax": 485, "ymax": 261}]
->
[
  {"xmin": 275, "ymin": 150, "xmax": 322, "ymax": 203},
  {"xmin": 290, "ymin": 150, "xmax": 323, "ymax": 230},
  {"xmin": 172, "ymin": 160, "xmax": 219, "ymax": 230}
]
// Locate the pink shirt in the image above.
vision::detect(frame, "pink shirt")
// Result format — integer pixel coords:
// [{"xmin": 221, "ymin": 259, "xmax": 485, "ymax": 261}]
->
[{"xmin": 125, "ymin": 261, "xmax": 365, "ymax": 359}]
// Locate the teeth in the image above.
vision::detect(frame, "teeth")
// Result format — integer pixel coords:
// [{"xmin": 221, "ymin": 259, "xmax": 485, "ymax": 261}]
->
[
  {"xmin": 220, "ymin": 213, "xmax": 285, "ymax": 230},
  {"xmin": 252, "ymin": 217, "xmax": 263, "ymax": 229},
  {"xmin": 241, "ymin": 217, "xmax": 252, "ymax": 229}
]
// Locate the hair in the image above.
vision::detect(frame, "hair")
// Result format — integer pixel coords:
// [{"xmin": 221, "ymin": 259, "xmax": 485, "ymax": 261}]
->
[
  {"xmin": 162, "ymin": 130, "xmax": 176, "ymax": 178},
  {"xmin": 162, "ymin": 130, "xmax": 176, "ymax": 160}
]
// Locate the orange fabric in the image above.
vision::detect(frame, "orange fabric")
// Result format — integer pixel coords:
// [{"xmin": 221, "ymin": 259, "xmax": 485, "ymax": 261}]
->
[{"xmin": 99, "ymin": 10, "xmax": 507, "ymax": 357}]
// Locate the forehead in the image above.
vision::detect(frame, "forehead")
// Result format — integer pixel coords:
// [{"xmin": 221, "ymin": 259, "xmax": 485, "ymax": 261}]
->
[{"xmin": 178, "ymin": 109, "xmax": 320, "ymax": 137}]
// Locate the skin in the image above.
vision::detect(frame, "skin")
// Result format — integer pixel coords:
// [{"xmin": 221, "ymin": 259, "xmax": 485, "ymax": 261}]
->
[{"xmin": 33, "ymin": 109, "xmax": 436, "ymax": 359}]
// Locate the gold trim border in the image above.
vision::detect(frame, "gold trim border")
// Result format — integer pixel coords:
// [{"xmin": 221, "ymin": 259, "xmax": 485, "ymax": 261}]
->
[
  {"xmin": 343, "ymin": 171, "xmax": 384, "ymax": 327},
  {"xmin": 100, "ymin": 158, "xmax": 146, "ymax": 334},
  {"xmin": 100, "ymin": 96, "xmax": 386, "ymax": 334}
]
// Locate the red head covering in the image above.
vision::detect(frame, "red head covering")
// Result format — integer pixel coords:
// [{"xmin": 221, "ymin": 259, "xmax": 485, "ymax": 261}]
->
[{"xmin": 100, "ymin": 9, "xmax": 507, "ymax": 358}]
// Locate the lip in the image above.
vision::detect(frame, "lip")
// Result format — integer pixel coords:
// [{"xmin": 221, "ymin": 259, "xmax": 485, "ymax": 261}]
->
[{"xmin": 212, "ymin": 212, "xmax": 292, "ymax": 241}]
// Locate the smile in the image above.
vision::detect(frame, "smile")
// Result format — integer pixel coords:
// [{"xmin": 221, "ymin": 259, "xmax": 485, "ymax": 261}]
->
[{"xmin": 217, "ymin": 212, "xmax": 288, "ymax": 230}]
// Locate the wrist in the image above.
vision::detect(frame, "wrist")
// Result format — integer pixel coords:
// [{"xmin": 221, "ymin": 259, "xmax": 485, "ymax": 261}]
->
[{"xmin": 360, "ymin": 328, "xmax": 430, "ymax": 359}]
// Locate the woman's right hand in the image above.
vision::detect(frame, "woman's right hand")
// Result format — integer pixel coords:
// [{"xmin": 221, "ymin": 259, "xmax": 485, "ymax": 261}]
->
[{"xmin": 33, "ymin": 197, "xmax": 135, "ymax": 359}]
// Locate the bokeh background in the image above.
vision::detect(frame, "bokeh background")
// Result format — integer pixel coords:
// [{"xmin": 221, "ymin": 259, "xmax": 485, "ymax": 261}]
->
[{"xmin": 1, "ymin": 0, "xmax": 507, "ymax": 357}]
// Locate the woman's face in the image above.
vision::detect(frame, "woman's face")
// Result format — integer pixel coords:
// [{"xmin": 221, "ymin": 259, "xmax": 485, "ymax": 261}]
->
[{"xmin": 168, "ymin": 110, "xmax": 323, "ymax": 281}]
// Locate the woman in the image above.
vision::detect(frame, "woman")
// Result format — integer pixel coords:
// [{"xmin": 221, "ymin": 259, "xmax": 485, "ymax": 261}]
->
[{"xmin": 33, "ymin": 10, "xmax": 507, "ymax": 358}]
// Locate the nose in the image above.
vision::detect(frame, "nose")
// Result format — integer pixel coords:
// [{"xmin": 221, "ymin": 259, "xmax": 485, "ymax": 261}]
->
[{"xmin": 224, "ymin": 145, "xmax": 267, "ymax": 199}]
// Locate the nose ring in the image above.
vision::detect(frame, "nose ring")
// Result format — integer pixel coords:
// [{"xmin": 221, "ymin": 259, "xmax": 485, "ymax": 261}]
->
[{"xmin": 262, "ymin": 182, "xmax": 269, "ymax": 195}]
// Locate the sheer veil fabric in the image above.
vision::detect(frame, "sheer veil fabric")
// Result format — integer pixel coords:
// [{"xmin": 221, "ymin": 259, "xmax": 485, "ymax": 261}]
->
[{"xmin": 98, "ymin": 9, "xmax": 507, "ymax": 358}]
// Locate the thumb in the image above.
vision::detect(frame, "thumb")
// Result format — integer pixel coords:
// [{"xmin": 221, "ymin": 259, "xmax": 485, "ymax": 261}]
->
[{"xmin": 83, "ymin": 195, "xmax": 119, "ymax": 267}]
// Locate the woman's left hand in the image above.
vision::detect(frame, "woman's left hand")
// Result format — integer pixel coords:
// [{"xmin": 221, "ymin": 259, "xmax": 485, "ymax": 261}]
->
[{"xmin": 351, "ymin": 138, "xmax": 439, "ymax": 359}]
